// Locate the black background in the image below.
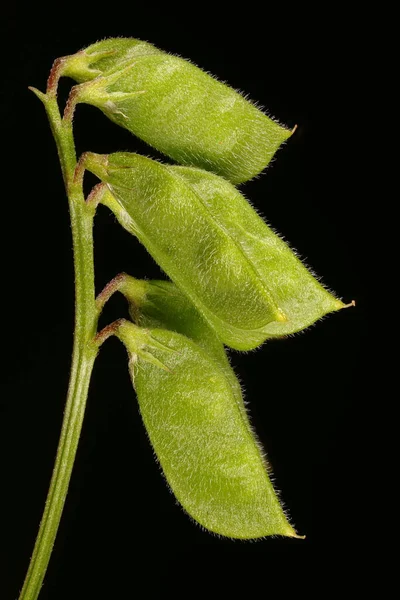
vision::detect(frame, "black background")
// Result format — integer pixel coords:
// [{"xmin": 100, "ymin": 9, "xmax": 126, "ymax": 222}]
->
[{"xmin": 1, "ymin": 7, "xmax": 369, "ymax": 599}]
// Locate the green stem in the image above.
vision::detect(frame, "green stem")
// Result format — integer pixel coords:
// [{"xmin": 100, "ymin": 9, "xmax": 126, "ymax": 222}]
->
[{"xmin": 19, "ymin": 91, "xmax": 98, "ymax": 600}]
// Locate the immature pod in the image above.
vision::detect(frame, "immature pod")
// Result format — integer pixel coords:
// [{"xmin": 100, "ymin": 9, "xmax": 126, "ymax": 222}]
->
[
  {"xmin": 62, "ymin": 37, "xmax": 292, "ymax": 184},
  {"xmin": 86, "ymin": 152, "xmax": 345, "ymax": 349},
  {"xmin": 85, "ymin": 152, "xmax": 286, "ymax": 351},
  {"xmin": 116, "ymin": 320, "xmax": 298, "ymax": 539}
]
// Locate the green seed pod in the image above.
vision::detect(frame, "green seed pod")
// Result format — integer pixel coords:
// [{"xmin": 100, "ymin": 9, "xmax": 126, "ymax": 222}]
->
[
  {"xmin": 86, "ymin": 152, "xmax": 345, "ymax": 350},
  {"xmin": 85, "ymin": 151, "xmax": 286, "ymax": 351},
  {"xmin": 62, "ymin": 37, "xmax": 292, "ymax": 184},
  {"xmin": 116, "ymin": 319, "xmax": 299, "ymax": 539}
]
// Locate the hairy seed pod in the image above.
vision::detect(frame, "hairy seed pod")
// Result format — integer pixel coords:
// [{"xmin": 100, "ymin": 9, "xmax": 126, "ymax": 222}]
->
[
  {"xmin": 86, "ymin": 152, "xmax": 345, "ymax": 350},
  {"xmin": 116, "ymin": 320, "xmax": 299, "ymax": 539},
  {"xmin": 62, "ymin": 37, "xmax": 292, "ymax": 184},
  {"xmin": 85, "ymin": 151, "xmax": 286, "ymax": 351}
]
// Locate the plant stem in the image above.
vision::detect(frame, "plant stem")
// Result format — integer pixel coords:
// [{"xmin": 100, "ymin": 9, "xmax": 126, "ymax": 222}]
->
[{"xmin": 19, "ymin": 91, "xmax": 98, "ymax": 600}]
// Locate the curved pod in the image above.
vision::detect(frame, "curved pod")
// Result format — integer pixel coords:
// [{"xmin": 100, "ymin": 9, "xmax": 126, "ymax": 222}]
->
[
  {"xmin": 87, "ymin": 152, "xmax": 345, "ymax": 349},
  {"xmin": 117, "ymin": 321, "xmax": 298, "ymax": 539},
  {"xmin": 63, "ymin": 37, "xmax": 292, "ymax": 184}
]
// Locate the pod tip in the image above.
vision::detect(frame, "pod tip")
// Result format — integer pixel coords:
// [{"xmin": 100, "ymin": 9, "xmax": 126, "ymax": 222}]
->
[
  {"xmin": 340, "ymin": 299, "xmax": 356, "ymax": 309},
  {"xmin": 291, "ymin": 531, "xmax": 306, "ymax": 540}
]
